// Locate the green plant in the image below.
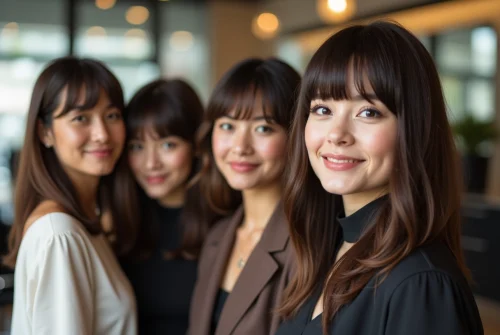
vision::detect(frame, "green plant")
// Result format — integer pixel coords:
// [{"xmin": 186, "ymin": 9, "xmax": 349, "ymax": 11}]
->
[{"xmin": 452, "ymin": 115, "xmax": 498, "ymax": 155}]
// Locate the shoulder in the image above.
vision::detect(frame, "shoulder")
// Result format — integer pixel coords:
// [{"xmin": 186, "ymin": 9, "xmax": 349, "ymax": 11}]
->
[
  {"xmin": 205, "ymin": 208, "xmax": 241, "ymax": 244},
  {"xmin": 381, "ymin": 242, "xmax": 471, "ymax": 296}
]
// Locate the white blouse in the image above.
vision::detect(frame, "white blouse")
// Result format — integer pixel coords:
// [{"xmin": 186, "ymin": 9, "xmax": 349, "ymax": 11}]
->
[{"xmin": 11, "ymin": 212, "xmax": 137, "ymax": 335}]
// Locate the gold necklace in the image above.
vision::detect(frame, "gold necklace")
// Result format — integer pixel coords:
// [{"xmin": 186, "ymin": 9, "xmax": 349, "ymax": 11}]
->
[{"xmin": 234, "ymin": 226, "xmax": 265, "ymax": 269}]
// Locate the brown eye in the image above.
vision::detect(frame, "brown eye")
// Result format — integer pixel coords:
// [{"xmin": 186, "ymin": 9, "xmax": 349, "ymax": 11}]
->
[
  {"xmin": 358, "ymin": 108, "xmax": 381, "ymax": 118},
  {"xmin": 310, "ymin": 105, "xmax": 331, "ymax": 116}
]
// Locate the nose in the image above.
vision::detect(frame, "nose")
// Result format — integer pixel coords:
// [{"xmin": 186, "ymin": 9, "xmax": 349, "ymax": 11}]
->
[
  {"xmin": 231, "ymin": 127, "xmax": 253, "ymax": 155},
  {"xmin": 91, "ymin": 118, "xmax": 110, "ymax": 143},
  {"xmin": 327, "ymin": 116, "xmax": 354, "ymax": 146},
  {"xmin": 145, "ymin": 146, "xmax": 161, "ymax": 170}
]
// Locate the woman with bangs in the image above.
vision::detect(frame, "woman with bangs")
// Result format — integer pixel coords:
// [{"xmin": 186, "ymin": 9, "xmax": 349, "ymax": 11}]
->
[
  {"xmin": 275, "ymin": 21, "xmax": 483, "ymax": 335},
  {"xmin": 120, "ymin": 79, "xmax": 215, "ymax": 335},
  {"xmin": 188, "ymin": 58, "xmax": 300, "ymax": 335},
  {"xmin": 6, "ymin": 57, "xmax": 138, "ymax": 335}
]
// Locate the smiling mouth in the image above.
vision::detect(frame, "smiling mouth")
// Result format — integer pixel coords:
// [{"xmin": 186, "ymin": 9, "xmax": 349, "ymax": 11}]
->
[
  {"xmin": 146, "ymin": 175, "xmax": 168, "ymax": 184},
  {"xmin": 86, "ymin": 149, "xmax": 113, "ymax": 158},
  {"xmin": 229, "ymin": 162, "xmax": 259, "ymax": 173},
  {"xmin": 322, "ymin": 156, "xmax": 364, "ymax": 171}
]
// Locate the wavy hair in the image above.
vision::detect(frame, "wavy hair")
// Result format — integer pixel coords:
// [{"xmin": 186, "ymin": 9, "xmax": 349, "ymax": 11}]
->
[
  {"xmin": 279, "ymin": 21, "xmax": 469, "ymax": 333},
  {"xmin": 5, "ymin": 57, "xmax": 139, "ymax": 267},
  {"xmin": 196, "ymin": 58, "xmax": 301, "ymax": 214}
]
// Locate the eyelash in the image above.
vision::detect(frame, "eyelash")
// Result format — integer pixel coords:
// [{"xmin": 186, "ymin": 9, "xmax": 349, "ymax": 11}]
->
[{"xmin": 309, "ymin": 105, "xmax": 382, "ymax": 118}]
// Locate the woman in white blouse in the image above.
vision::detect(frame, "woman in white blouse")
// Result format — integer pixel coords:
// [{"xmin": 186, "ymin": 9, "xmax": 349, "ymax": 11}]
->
[{"xmin": 4, "ymin": 57, "xmax": 139, "ymax": 335}]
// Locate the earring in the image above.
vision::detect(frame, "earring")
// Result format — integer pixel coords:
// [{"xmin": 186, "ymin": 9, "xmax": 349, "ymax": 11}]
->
[{"xmin": 44, "ymin": 143, "xmax": 52, "ymax": 149}]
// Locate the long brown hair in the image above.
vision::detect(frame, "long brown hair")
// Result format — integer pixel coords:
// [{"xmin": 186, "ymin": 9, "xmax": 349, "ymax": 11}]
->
[
  {"xmin": 4, "ymin": 56, "xmax": 139, "ymax": 268},
  {"xmin": 280, "ymin": 21, "xmax": 469, "ymax": 332},
  {"xmin": 125, "ymin": 79, "xmax": 214, "ymax": 260},
  {"xmin": 197, "ymin": 58, "xmax": 301, "ymax": 214}
]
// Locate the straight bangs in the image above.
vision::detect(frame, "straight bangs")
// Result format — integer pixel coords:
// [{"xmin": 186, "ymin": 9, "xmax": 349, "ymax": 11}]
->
[
  {"xmin": 208, "ymin": 81, "xmax": 277, "ymax": 125},
  {"xmin": 302, "ymin": 24, "xmax": 400, "ymax": 116},
  {"xmin": 127, "ymin": 100, "xmax": 191, "ymax": 142},
  {"xmin": 51, "ymin": 60, "xmax": 124, "ymax": 121},
  {"xmin": 126, "ymin": 79, "xmax": 203, "ymax": 143}
]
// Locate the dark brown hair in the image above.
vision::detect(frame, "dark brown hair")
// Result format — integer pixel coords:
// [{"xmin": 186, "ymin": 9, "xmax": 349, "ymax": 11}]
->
[
  {"xmin": 197, "ymin": 58, "xmax": 301, "ymax": 214},
  {"xmin": 125, "ymin": 79, "xmax": 214, "ymax": 260},
  {"xmin": 4, "ymin": 56, "xmax": 139, "ymax": 267},
  {"xmin": 280, "ymin": 21, "xmax": 469, "ymax": 332}
]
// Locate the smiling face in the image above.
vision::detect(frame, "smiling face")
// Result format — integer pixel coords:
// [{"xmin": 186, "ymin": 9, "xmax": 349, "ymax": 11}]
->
[
  {"xmin": 211, "ymin": 101, "xmax": 287, "ymax": 192},
  {"xmin": 305, "ymin": 67, "xmax": 398, "ymax": 206},
  {"xmin": 128, "ymin": 127, "xmax": 193, "ymax": 206},
  {"xmin": 41, "ymin": 89, "xmax": 126, "ymax": 184}
]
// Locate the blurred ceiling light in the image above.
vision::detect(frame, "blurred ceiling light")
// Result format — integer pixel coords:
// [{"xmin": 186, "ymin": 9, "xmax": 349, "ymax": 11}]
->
[
  {"xmin": 328, "ymin": 0, "xmax": 347, "ymax": 13},
  {"xmin": 4, "ymin": 22, "xmax": 19, "ymax": 30},
  {"xmin": 169, "ymin": 31, "xmax": 194, "ymax": 51},
  {"xmin": 252, "ymin": 12, "xmax": 280, "ymax": 40},
  {"xmin": 317, "ymin": 0, "xmax": 356, "ymax": 23},
  {"xmin": 126, "ymin": 6, "xmax": 150, "ymax": 25},
  {"xmin": 125, "ymin": 28, "xmax": 147, "ymax": 38},
  {"xmin": 1, "ymin": 22, "xmax": 19, "ymax": 38},
  {"xmin": 86, "ymin": 26, "xmax": 107, "ymax": 36},
  {"xmin": 95, "ymin": 0, "xmax": 116, "ymax": 10}
]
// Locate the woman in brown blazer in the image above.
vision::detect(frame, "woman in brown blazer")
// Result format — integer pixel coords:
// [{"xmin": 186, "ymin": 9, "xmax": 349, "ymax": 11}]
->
[{"xmin": 188, "ymin": 58, "xmax": 301, "ymax": 335}]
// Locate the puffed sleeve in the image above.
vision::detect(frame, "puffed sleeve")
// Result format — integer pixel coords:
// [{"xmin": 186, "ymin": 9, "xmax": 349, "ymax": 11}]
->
[
  {"xmin": 27, "ymin": 231, "xmax": 95, "ymax": 335},
  {"xmin": 385, "ymin": 271, "xmax": 483, "ymax": 335}
]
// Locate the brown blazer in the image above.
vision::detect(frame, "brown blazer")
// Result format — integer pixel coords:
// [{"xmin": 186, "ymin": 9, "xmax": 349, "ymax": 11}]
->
[{"xmin": 188, "ymin": 202, "xmax": 294, "ymax": 335}]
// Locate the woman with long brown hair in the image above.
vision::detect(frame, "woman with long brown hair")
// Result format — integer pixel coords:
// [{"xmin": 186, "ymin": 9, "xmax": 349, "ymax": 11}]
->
[
  {"xmin": 188, "ymin": 58, "xmax": 300, "ymax": 335},
  {"xmin": 6, "ymin": 57, "xmax": 138, "ymax": 335},
  {"xmin": 276, "ymin": 21, "xmax": 483, "ymax": 335},
  {"xmin": 121, "ymin": 79, "xmax": 216, "ymax": 335}
]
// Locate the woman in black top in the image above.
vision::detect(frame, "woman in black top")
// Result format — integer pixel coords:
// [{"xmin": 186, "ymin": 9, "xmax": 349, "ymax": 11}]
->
[
  {"xmin": 121, "ymin": 79, "xmax": 215, "ymax": 335},
  {"xmin": 276, "ymin": 21, "xmax": 483, "ymax": 335}
]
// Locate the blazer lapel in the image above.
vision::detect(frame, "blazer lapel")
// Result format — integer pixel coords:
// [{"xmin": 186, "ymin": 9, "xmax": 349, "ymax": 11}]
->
[
  {"xmin": 216, "ymin": 202, "xmax": 289, "ymax": 335},
  {"xmin": 196, "ymin": 208, "xmax": 244, "ymax": 335}
]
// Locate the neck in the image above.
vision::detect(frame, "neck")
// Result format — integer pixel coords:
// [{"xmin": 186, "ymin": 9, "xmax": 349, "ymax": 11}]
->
[
  {"xmin": 71, "ymin": 174, "xmax": 100, "ymax": 219},
  {"xmin": 241, "ymin": 182, "xmax": 281, "ymax": 231},
  {"xmin": 342, "ymin": 187, "xmax": 388, "ymax": 217},
  {"xmin": 159, "ymin": 185, "xmax": 186, "ymax": 208}
]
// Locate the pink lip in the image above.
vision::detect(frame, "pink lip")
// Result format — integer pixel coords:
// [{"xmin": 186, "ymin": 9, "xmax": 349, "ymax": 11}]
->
[
  {"xmin": 321, "ymin": 154, "xmax": 364, "ymax": 171},
  {"xmin": 229, "ymin": 162, "xmax": 259, "ymax": 173},
  {"xmin": 87, "ymin": 149, "xmax": 113, "ymax": 158},
  {"xmin": 146, "ymin": 175, "xmax": 167, "ymax": 185}
]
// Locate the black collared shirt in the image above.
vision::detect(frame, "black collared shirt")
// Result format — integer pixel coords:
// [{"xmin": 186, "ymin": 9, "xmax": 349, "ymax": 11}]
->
[{"xmin": 275, "ymin": 197, "xmax": 484, "ymax": 335}]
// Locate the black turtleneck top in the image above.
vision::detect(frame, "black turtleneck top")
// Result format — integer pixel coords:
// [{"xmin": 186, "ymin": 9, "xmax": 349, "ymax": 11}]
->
[
  {"xmin": 121, "ymin": 202, "xmax": 198, "ymax": 335},
  {"xmin": 275, "ymin": 196, "xmax": 484, "ymax": 335}
]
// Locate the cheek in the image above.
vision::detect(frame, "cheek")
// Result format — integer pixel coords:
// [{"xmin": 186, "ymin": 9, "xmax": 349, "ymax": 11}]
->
[
  {"xmin": 53, "ymin": 124, "xmax": 87, "ymax": 149},
  {"xmin": 304, "ymin": 119, "xmax": 324, "ymax": 154},
  {"xmin": 110, "ymin": 122, "xmax": 126, "ymax": 146},
  {"xmin": 211, "ymin": 131, "xmax": 230, "ymax": 160},
  {"xmin": 128, "ymin": 153, "xmax": 143, "ymax": 175},
  {"xmin": 254, "ymin": 134, "xmax": 287, "ymax": 160},
  {"xmin": 360, "ymin": 125, "xmax": 397, "ymax": 160},
  {"xmin": 164, "ymin": 148, "xmax": 193, "ymax": 174}
]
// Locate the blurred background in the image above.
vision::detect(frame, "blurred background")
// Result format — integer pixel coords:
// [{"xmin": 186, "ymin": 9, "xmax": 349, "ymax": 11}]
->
[{"xmin": 0, "ymin": 0, "xmax": 499, "ymax": 333}]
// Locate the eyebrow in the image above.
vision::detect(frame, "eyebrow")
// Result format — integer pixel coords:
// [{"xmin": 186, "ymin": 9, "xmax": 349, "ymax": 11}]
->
[
  {"xmin": 72, "ymin": 103, "xmax": 116, "ymax": 111},
  {"xmin": 312, "ymin": 93, "xmax": 380, "ymax": 102},
  {"xmin": 223, "ymin": 115, "xmax": 269, "ymax": 121}
]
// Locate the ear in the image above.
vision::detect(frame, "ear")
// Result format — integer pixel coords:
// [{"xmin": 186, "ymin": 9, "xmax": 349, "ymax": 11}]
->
[{"xmin": 37, "ymin": 119, "xmax": 54, "ymax": 149}]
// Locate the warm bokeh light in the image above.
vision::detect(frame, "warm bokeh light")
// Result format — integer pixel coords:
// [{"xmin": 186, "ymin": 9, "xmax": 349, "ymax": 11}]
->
[
  {"xmin": 1, "ymin": 22, "xmax": 19, "ymax": 38},
  {"xmin": 252, "ymin": 12, "xmax": 280, "ymax": 40},
  {"xmin": 169, "ymin": 31, "xmax": 194, "ymax": 51},
  {"xmin": 317, "ymin": 0, "xmax": 356, "ymax": 23},
  {"xmin": 328, "ymin": 0, "xmax": 347, "ymax": 13},
  {"xmin": 126, "ymin": 6, "xmax": 150, "ymax": 25},
  {"xmin": 86, "ymin": 26, "xmax": 107, "ymax": 36},
  {"xmin": 125, "ymin": 28, "xmax": 147, "ymax": 38},
  {"xmin": 95, "ymin": 0, "xmax": 116, "ymax": 10},
  {"xmin": 4, "ymin": 22, "xmax": 19, "ymax": 30}
]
